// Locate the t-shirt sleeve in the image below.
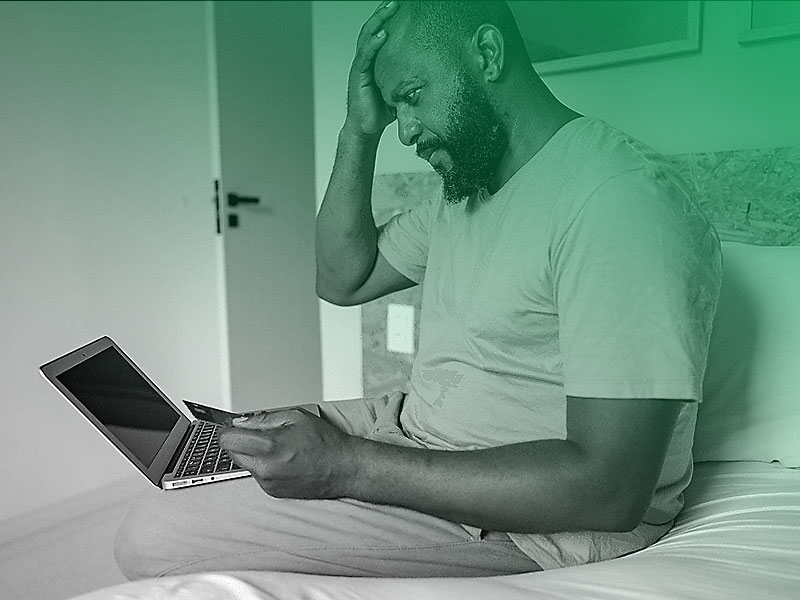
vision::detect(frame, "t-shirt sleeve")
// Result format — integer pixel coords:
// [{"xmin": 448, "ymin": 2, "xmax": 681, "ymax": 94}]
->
[
  {"xmin": 376, "ymin": 193, "xmax": 440, "ymax": 284},
  {"xmin": 552, "ymin": 167, "xmax": 723, "ymax": 401}
]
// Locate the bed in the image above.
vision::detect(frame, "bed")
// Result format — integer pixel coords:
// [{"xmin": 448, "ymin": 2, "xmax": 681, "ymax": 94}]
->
[
  {"xmin": 68, "ymin": 460, "xmax": 800, "ymax": 600},
  {"xmin": 20, "ymin": 241, "xmax": 800, "ymax": 600}
]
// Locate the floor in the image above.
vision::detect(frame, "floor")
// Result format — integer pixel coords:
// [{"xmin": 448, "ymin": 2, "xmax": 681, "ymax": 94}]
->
[{"xmin": 0, "ymin": 476, "xmax": 150, "ymax": 600}]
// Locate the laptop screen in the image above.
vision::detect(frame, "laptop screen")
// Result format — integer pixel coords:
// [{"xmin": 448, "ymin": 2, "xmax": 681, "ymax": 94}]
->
[{"xmin": 56, "ymin": 347, "xmax": 180, "ymax": 467}]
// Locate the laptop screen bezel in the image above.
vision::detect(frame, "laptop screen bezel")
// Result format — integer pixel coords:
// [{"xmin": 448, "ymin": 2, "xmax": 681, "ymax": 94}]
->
[{"xmin": 39, "ymin": 336, "xmax": 191, "ymax": 487}]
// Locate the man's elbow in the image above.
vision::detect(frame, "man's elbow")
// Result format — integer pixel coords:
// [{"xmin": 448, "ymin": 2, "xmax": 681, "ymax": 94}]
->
[
  {"xmin": 580, "ymin": 472, "xmax": 652, "ymax": 532},
  {"xmin": 316, "ymin": 276, "xmax": 354, "ymax": 306},
  {"xmin": 601, "ymin": 489, "xmax": 651, "ymax": 532},
  {"xmin": 317, "ymin": 290, "xmax": 354, "ymax": 307},
  {"xmin": 317, "ymin": 286, "xmax": 344, "ymax": 306}
]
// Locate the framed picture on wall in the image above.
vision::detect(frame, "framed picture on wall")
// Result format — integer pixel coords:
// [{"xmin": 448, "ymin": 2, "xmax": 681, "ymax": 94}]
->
[
  {"xmin": 507, "ymin": 1, "xmax": 703, "ymax": 75},
  {"xmin": 738, "ymin": 0, "xmax": 800, "ymax": 44}
]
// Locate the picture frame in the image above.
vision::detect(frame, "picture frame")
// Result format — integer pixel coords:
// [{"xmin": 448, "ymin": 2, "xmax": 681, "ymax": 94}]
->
[
  {"xmin": 507, "ymin": 1, "xmax": 703, "ymax": 75},
  {"xmin": 738, "ymin": 0, "xmax": 800, "ymax": 45}
]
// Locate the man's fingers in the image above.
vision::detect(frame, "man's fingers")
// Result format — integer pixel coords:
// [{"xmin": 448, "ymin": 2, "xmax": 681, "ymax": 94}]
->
[
  {"xmin": 225, "ymin": 450, "xmax": 263, "ymax": 475},
  {"xmin": 218, "ymin": 426, "xmax": 275, "ymax": 456},
  {"xmin": 226, "ymin": 450, "xmax": 280, "ymax": 485},
  {"xmin": 357, "ymin": 1, "xmax": 397, "ymax": 41},
  {"xmin": 354, "ymin": 26, "xmax": 389, "ymax": 76},
  {"xmin": 232, "ymin": 409, "xmax": 296, "ymax": 430},
  {"xmin": 356, "ymin": 0, "xmax": 398, "ymax": 49}
]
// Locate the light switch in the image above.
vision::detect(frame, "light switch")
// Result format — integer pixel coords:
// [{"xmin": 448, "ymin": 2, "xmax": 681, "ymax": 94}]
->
[{"xmin": 387, "ymin": 303, "xmax": 415, "ymax": 354}]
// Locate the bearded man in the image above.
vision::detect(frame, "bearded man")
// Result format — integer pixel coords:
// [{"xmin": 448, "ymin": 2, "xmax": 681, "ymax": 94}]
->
[{"xmin": 116, "ymin": 1, "xmax": 722, "ymax": 579}]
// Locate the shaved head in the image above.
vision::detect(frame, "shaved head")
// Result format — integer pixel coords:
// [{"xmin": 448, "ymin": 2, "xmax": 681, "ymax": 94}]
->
[
  {"xmin": 387, "ymin": 1, "xmax": 529, "ymax": 71},
  {"xmin": 372, "ymin": 1, "xmax": 534, "ymax": 203}
]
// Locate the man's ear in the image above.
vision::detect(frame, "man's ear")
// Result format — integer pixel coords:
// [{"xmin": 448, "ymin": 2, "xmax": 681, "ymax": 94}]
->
[{"xmin": 472, "ymin": 23, "xmax": 505, "ymax": 83}]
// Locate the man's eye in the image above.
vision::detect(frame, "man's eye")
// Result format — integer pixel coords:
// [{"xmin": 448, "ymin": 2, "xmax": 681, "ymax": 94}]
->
[{"xmin": 405, "ymin": 89, "xmax": 420, "ymax": 104}]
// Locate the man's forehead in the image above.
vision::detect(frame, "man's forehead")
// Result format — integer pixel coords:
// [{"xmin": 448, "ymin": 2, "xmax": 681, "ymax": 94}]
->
[
  {"xmin": 375, "ymin": 50, "xmax": 417, "ymax": 95},
  {"xmin": 373, "ymin": 5, "xmax": 430, "ymax": 96},
  {"xmin": 374, "ymin": 38, "xmax": 435, "ymax": 104}
]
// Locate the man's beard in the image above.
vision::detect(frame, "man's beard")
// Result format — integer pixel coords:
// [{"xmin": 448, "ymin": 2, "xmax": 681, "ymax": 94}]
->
[{"xmin": 435, "ymin": 68, "xmax": 509, "ymax": 205}]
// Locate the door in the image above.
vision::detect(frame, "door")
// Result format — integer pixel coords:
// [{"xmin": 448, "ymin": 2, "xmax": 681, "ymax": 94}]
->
[
  {"xmin": 0, "ymin": 0, "xmax": 223, "ymax": 519},
  {"xmin": 213, "ymin": 1, "xmax": 323, "ymax": 412}
]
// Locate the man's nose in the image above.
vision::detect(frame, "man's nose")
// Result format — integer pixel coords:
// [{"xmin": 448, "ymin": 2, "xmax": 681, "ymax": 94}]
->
[{"xmin": 396, "ymin": 108, "xmax": 422, "ymax": 147}]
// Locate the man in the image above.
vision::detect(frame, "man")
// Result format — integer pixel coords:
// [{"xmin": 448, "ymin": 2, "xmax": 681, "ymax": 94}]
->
[{"xmin": 115, "ymin": 1, "xmax": 722, "ymax": 578}]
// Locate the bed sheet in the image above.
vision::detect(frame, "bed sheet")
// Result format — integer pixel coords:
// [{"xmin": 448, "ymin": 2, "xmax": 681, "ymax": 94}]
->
[{"xmin": 69, "ymin": 461, "xmax": 800, "ymax": 600}]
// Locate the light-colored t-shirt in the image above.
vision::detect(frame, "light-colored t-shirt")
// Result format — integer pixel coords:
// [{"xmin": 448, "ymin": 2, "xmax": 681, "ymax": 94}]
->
[{"xmin": 376, "ymin": 116, "xmax": 723, "ymax": 569}]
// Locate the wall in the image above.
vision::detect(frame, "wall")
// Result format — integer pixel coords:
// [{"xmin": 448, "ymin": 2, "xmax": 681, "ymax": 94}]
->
[
  {"xmin": 542, "ymin": 0, "xmax": 800, "ymax": 154},
  {"xmin": 0, "ymin": 1, "xmax": 224, "ymax": 521},
  {"xmin": 311, "ymin": 0, "xmax": 800, "ymax": 400}
]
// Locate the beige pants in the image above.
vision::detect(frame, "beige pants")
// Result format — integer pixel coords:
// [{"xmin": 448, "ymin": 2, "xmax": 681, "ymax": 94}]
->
[{"xmin": 114, "ymin": 394, "xmax": 541, "ymax": 580}]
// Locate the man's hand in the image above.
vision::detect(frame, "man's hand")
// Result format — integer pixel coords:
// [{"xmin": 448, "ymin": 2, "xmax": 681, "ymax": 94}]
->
[
  {"xmin": 344, "ymin": 0, "xmax": 399, "ymax": 137},
  {"xmin": 218, "ymin": 409, "xmax": 360, "ymax": 500}
]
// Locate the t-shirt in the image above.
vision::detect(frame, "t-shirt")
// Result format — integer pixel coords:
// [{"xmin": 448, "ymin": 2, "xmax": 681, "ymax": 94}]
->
[{"xmin": 376, "ymin": 116, "xmax": 723, "ymax": 569}]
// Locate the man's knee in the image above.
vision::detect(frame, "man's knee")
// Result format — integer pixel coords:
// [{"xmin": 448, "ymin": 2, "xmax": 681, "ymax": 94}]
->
[{"xmin": 114, "ymin": 491, "xmax": 178, "ymax": 580}]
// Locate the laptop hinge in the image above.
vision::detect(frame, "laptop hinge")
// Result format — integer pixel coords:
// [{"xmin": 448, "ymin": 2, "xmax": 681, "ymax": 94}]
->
[{"xmin": 165, "ymin": 423, "xmax": 193, "ymax": 475}]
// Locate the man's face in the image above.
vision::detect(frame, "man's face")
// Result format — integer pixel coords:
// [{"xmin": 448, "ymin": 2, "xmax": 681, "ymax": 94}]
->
[
  {"xmin": 435, "ymin": 65, "xmax": 509, "ymax": 204},
  {"xmin": 375, "ymin": 26, "xmax": 509, "ymax": 204}
]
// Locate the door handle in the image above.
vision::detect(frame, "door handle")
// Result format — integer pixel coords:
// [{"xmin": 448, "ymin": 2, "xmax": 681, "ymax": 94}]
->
[{"xmin": 227, "ymin": 193, "xmax": 260, "ymax": 208}]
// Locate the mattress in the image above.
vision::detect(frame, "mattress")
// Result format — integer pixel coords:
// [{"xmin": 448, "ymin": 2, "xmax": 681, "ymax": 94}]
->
[{"xmin": 69, "ymin": 461, "xmax": 800, "ymax": 600}]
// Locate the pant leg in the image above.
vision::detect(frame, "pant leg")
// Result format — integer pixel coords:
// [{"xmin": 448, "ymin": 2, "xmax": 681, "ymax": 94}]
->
[
  {"xmin": 321, "ymin": 392, "xmax": 423, "ymax": 447},
  {"xmin": 114, "ymin": 395, "xmax": 541, "ymax": 579}
]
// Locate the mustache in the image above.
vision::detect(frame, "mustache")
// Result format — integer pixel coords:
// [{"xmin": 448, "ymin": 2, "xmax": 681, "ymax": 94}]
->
[{"xmin": 417, "ymin": 142, "xmax": 441, "ymax": 157}]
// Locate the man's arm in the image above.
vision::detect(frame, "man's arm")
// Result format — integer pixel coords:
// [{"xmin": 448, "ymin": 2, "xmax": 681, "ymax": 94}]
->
[
  {"xmin": 315, "ymin": 126, "xmax": 416, "ymax": 306},
  {"xmin": 220, "ymin": 397, "xmax": 683, "ymax": 534},
  {"xmin": 345, "ymin": 396, "xmax": 681, "ymax": 533},
  {"xmin": 316, "ymin": 1, "xmax": 413, "ymax": 305},
  {"xmin": 315, "ymin": 126, "xmax": 381, "ymax": 304}
]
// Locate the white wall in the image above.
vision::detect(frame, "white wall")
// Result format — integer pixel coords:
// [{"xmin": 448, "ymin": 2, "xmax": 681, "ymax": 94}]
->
[
  {"xmin": 542, "ymin": 0, "xmax": 800, "ymax": 154},
  {"xmin": 311, "ymin": 0, "xmax": 800, "ymax": 399},
  {"xmin": 0, "ymin": 1, "xmax": 224, "ymax": 521}
]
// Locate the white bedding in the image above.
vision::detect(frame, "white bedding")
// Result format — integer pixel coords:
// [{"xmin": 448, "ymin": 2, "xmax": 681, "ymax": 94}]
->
[{"xmin": 69, "ymin": 461, "xmax": 800, "ymax": 600}]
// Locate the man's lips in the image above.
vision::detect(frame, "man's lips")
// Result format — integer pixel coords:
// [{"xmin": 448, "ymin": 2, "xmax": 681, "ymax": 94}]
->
[{"xmin": 418, "ymin": 147, "xmax": 438, "ymax": 161}]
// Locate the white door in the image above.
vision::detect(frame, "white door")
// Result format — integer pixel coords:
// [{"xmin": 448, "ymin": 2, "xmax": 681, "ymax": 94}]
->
[
  {"xmin": 0, "ymin": 0, "xmax": 323, "ymax": 521},
  {"xmin": 213, "ymin": 1, "xmax": 322, "ymax": 412},
  {"xmin": 0, "ymin": 0, "xmax": 224, "ymax": 519}
]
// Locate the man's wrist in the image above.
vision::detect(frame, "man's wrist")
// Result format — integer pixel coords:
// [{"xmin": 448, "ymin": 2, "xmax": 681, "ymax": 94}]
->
[
  {"xmin": 336, "ymin": 434, "xmax": 369, "ymax": 499},
  {"xmin": 340, "ymin": 121, "xmax": 382, "ymax": 146}
]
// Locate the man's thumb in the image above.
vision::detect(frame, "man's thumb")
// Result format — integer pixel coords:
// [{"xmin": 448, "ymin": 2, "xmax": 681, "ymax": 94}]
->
[{"xmin": 232, "ymin": 410, "xmax": 292, "ymax": 430}]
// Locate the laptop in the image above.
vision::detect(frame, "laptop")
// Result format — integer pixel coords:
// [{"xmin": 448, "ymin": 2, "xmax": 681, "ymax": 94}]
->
[{"xmin": 39, "ymin": 336, "xmax": 252, "ymax": 490}]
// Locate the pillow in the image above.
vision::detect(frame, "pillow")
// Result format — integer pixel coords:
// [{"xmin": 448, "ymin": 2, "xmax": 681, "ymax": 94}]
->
[{"xmin": 695, "ymin": 241, "xmax": 800, "ymax": 467}]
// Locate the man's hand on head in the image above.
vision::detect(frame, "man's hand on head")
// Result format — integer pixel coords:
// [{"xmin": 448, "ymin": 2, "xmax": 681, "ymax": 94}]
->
[
  {"xmin": 218, "ymin": 409, "xmax": 361, "ymax": 500},
  {"xmin": 343, "ymin": 0, "xmax": 399, "ymax": 138}
]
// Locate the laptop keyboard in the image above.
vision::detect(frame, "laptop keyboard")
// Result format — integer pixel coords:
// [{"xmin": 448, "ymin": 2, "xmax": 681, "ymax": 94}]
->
[{"xmin": 175, "ymin": 421, "xmax": 240, "ymax": 477}]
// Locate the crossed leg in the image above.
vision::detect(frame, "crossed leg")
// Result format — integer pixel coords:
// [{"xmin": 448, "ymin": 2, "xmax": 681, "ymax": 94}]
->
[{"xmin": 113, "ymin": 395, "xmax": 541, "ymax": 579}]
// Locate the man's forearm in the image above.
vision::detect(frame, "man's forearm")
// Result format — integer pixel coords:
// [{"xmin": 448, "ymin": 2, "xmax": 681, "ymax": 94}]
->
[
  {"xmin": 315, "ymin": 126, "xmax": 382, "ymax": 302},
  {"xmin": 344, "ymin": 437, "xmax": 635, "ymax": 534}
]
